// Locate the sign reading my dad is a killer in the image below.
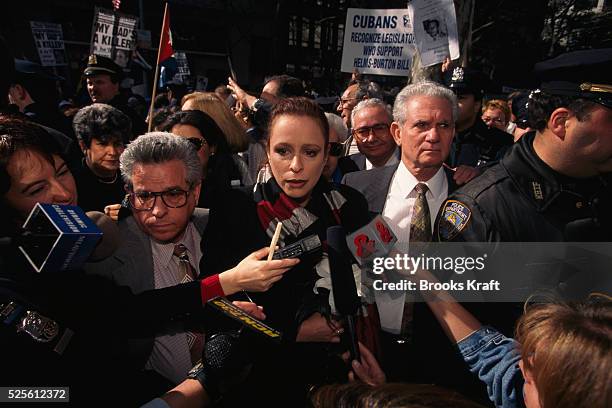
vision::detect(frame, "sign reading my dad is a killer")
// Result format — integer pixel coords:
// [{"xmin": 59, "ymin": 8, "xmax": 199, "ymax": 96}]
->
[
  {"xmin": 90, "ymin": 7, "xmax": 138, "ymax": 68},
  {"xmin": 340, "ymin": 9, "xmax": 416, "ymax": 77}
]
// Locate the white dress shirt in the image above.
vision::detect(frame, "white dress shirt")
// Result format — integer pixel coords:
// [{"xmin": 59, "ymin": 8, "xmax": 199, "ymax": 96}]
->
[
  {"xmin": 377, "ymin": 163, "xmax": 448, "ymax": 333},
  {"xmin": 382, "ymin": 162, "xmax": 448, "ymax": 243}
]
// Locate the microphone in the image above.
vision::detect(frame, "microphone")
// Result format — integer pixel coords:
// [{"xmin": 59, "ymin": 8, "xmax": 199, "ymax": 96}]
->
[
  {"xmin": 207, "ymin": 297, "xmax": 282, "ymax": 342},
  {"xmin": 327, "ymin": 225, "xmax": 361, "ymax": 362},
  {"xmin": 195, "ymin": 331, "xmax": 252, "ymax": 401},
  {"xmin": 2, "ymin": 203, "xmax": 119, "ymax": 273},
  {"xmin": 345, "ymin": 215, "xmax": 397, "ymax": 264},
  {"xmin": 271, "ymin": 234, "xmax": 321, "ymax": 260}
]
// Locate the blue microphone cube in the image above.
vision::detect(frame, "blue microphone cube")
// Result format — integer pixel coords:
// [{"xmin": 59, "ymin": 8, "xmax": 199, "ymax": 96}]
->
[{"xmin": 20, "ymin": 203, "xmax": 102, "ymax": 273}]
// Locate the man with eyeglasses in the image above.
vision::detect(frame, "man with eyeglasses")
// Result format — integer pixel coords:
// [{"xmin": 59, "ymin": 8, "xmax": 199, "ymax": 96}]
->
[
  {"xmin": 323, "ymin": 112, "xmax": 350, "ymax": 183},
  {"xmin": 337, "ymin": 80, "xmax": 385, "ymax": 155},
  {"xmin": 481, "ymin": 99, "xmax": 510, "ymax": 132},
  {"xmin": 85, "ymin": 132, "xmax": 298, "ymax": 392},
  {"xmin": 337, "ymin": 98, "xmax": 400, "ymax": 176}
]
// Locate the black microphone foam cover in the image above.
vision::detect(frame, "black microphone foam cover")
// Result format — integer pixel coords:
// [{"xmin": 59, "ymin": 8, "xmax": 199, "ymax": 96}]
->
[{"xmin": 327, "ymin": 225, "xmax": 360, "ymax": 316}]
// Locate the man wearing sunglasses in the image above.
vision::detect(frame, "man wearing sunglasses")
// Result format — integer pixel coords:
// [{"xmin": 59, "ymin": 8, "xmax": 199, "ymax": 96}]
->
[
  {"xmin": 338, "ymin": 98, "xmax": 400, "ymax": 176},
  {"xmin": 85, "ymin": 132, "xmax": 297, "ymax": 392},
  {"xmin": 323, "ymin": 112, "xmax": 349, "ymax": 183}
]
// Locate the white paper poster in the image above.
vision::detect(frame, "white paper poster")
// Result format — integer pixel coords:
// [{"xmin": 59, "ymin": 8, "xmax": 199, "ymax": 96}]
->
[
  {"xmin": 90, "ymin": 7, "xmax": 138, "ymax": 68},
  {"xmin": 30, "ymin": 21, "xmax": 66, "ymax": 66},
  {"xmin": 174, "ymin": 52, "xmax": 191, "ymax": 84},
  {"xmin": 407, "ymin": 0, "xmax": 459, "ymax": 67},
  {"xmin": 340, "ymin": 8, "xmax": 416, "ymax": 77}
]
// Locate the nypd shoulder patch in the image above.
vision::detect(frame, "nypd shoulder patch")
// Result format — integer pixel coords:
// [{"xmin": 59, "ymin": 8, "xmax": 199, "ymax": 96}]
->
[{"xmin": 438, "ymin": 200, "xmax": 472, "ymax": 241}]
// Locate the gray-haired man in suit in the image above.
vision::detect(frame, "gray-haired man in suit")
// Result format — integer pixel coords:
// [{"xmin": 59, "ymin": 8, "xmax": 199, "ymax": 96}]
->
[
  {"xmin": 342, "ymin": 81, "xmax": 478, "ymax": 383},
  {"xmin": 86, "ymin": 132, "xmax": 296, "ymax": 391}
]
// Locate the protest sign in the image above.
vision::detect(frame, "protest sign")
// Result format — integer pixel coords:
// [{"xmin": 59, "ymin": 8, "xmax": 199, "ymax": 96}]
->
[
  {"xmin": 340, "ymin": 8, "xmax": 416, "ymax": 76},
  {"xmin": 30, "ymin": 22, "xmax": 66, "ymax": 66},
  {"xmin": 90, "ymin": 7, "xmax": 138, "ymax": 68},
  {"xmin": 174, "ymin": 51, "xmax": 191, "ymax": 84},
  {"xmin": 407, "ymin": 0, "xmax": 459, "ymax": 67}
]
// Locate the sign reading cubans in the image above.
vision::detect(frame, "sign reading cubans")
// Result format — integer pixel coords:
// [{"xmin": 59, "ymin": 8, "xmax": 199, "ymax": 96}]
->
[
  {"xmin": 340, "ymin": 8, "xmax": 416, "ymax": 77},
  {"xmin": 90, "ymin": 7, "xmax": 138, "ymax": 68}
]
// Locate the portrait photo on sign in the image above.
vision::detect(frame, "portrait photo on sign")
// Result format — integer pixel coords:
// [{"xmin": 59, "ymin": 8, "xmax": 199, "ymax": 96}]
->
[{"xmin": 422, "ymin": 17, "xmax": 447, "ymax": 42}]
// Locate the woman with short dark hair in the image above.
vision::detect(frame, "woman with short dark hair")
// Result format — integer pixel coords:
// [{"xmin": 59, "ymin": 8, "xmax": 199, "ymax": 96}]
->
[{"xmin": 71, "ymin": 103, "xmax": 131, "ymax": 212}]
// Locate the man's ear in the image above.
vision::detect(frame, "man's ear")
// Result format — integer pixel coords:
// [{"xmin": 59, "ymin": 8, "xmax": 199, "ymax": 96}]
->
[
  {"xmin": 390, "ymin": 121, "xmax": 402, "ymax": 147},
  {"xmin": 78, "ymin": 140, "xmax": 87, "ymax": 154},
  {"xmin": 548, "ymin": 107, "xmax": 571, "ymax": 140},
  {"xmin": 192, "ymin": 181, "xmax": 202, "ymax": 202}
]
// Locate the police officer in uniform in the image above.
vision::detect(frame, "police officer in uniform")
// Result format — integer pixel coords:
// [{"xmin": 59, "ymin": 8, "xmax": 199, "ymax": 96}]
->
[
  {"xmin": 420, "ymin": 50, "xmax": 612, "ymax": 400},
  {"xmin": 446, "ymin": 67, "xmax": 513, "ymax": 169},
  {"xmin": 83, "ymin": 54, "xmax": 146, "ymax": 138},
  {"xmin": 437, "ymin": 49, "xmax": 612, "ymax": 243}
]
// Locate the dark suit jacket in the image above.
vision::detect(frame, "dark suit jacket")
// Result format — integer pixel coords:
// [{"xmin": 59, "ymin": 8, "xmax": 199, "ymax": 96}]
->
[
  {"xmin": 342, "ymin": 162, "xmax": 458, "ymax": 215},
  {"xmin": 342, "ymin": 164, "xmax": 489, "ymax": 401},
  {"xmin": 338, "ymin": 152, "xmax": 366, "ymax": 174},
  {"xmin": 338, "ymin": 148, "xmax": 402, "ymax": 179},
  {"xmin": 85, "ymin": 208, "xmax": 209, "ymax": 370}
]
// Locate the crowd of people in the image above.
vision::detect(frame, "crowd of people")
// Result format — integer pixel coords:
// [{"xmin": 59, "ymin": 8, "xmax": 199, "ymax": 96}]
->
[{"xmin": 0, "ymin": 32, "xmax": 611, "ymax": 408}]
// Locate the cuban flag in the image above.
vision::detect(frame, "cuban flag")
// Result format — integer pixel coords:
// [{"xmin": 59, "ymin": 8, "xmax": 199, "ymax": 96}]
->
[{"xmin": 158, "ymin": 6, "xmax": 177, "ymax": 88}]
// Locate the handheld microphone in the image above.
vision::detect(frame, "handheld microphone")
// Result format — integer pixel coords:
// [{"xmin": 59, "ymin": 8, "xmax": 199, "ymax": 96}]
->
[
  {"xmin": 207, "ymin": 297, "xmax": 282, "ymax": 342},
  {"xmin": 195, "ymin": 330, "xmax": 253, "ymax": 401},
  {"xmin": 2, "ymin": 204, "xmax": 119, "ymax": 273},
  {"xmin": 327, "ymin": 225, "xmax": 361, "ymax": 362},
  {"xmin": 346, "ymin": 215, "xmax": 397, "ymax": 264}
]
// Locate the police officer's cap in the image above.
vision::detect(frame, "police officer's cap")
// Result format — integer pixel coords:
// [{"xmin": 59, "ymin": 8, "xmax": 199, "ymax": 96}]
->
[
  {"xmin": 84, "ymin": 54, "xmax": 121, "ymax": 77},
  {"xmin": 534, "ymin": 48, "xmax": 612, "ymax": 109},
  {"xmin": 446, "ymin": 67, "xmax": 486, "ymax": 99},
  {"xmin": 14, "ymin": 59, "xmax": 64, "ymax": 81}
]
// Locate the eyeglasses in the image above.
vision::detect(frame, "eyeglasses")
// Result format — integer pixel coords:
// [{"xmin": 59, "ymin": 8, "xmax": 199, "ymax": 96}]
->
[
  {"xmin": 352, "ymin": 123, "xmax": 390, "ymax": 141},
  {"xmin": 187, "ymin": 137, "xmax": 207, "ymax": 151},
  {"xmin": 128, "ymin": 188, "xmax": 192, "ymax": 211},
  {"xmin": 328, "ymin": 142, "xmax": 343, "ymax": 157},
  {"xmin": 481, "ymin": 115, "xmax": 505, "ymax": 125}
]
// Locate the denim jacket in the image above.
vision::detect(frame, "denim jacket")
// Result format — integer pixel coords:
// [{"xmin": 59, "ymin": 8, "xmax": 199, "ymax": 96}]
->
[{"xmin": 457, "ymin": 326, "xmax": 526, "ymax": 408}]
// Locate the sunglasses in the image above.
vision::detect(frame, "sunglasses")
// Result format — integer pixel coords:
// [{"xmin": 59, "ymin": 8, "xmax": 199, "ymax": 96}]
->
[
  {"xmin": 328, "ymin": 142, "xmax": 344, "ymax": 157},
  {"xmin": 187, "ymin": 137, "xmax": 207, "ymax": 151}
]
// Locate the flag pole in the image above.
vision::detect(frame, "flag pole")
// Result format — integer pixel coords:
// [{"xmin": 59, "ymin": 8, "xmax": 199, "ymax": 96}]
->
[{"xmin": 147, "ymin": 1, "xmax": 168, "ymax": 132}]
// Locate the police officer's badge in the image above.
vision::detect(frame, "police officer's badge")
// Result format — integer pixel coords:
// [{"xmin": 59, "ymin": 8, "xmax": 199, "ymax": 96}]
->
[
  {"xmin": 17, "ymin": 311, "xmax": 59, "ymax": 343},
  {"xmin": 438, "ymin": 200, "xmax": 471, "ymax": 241},
  {"xmin": 451, "ymin": 67, "xmax": 464, "ymax": 83}
]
